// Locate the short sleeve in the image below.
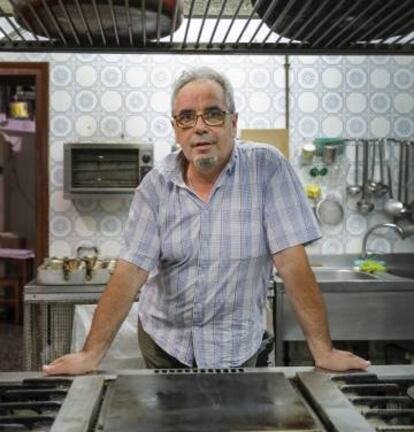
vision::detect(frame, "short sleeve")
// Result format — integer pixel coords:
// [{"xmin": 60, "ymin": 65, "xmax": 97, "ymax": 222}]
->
[
  {"xmin": 263, "ymin": 158, "xmax": 321, "ymax": 254},
  {"xmin": 119, "ymin": 180, "xmax": 161, "ymax": 272}
]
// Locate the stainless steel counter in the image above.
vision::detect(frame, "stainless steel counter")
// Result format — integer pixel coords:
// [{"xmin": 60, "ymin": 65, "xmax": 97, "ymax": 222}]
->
[
  {"xmin": 274, "ymin": 254, "xmax": 414, "ymax": 365},
  {"xmin": 24, "ymin": 253, "xmax": 414, "ymax": 370},
  {"xmin": 2, "ymin": 365, "xmax": 414, "ymax": 432},
  {"xmin": 24, "ymin": 281, "xmax": 107, "ymax": 302},
  {"xmin": 23, "ymin": 279, "xmax": 275, "ymax": 371},
  {"xmin": 23, "ymin": 280, "xmax": 109, "ymax": 371}
]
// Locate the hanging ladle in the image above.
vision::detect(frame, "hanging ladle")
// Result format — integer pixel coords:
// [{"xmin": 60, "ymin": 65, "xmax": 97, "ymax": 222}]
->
[
  {"xmin": 375, "ymin": 139, "xmax": 389, "ymax": 197},
  {"xmin": 366, "ymin": 139, "xmax": 381, "ymax": 196},
  {"xmin": 408, "ymin": 385, "xmax": 414, "ymax": 401},
  {"xmin": 384, "ymin": 164, "xmax": 406, "ymax": 217},
  {"xmin": 346, "ymin": 141, "xmax": 362, "ymax": 196},
  {"xmin": 356, "ymin": 139, "xmax": 375, "ymax": 215},
  {"xmin": 384, "ymin": 141, "xmax": 408, "ymax": 217}
]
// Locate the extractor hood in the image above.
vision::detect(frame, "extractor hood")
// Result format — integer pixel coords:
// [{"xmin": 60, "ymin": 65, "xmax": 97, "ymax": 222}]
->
[{"xmin": 0, "ymin": 0, "xmax": 413, "ymax": 54}]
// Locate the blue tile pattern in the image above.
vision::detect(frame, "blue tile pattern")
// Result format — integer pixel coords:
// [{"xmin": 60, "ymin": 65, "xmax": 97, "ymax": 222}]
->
[{"xmin": 0, "ymin": 52, "xmax": 412, "ymax": 256}]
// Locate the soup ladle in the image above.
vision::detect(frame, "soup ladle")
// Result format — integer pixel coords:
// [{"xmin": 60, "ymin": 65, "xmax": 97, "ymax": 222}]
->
[
  {"xmin": 375, "ymin": 139, "xmax": 389, "ymax": 197},
  {"xmin": 356, "ymin": 140, "xmax": 374, "ymax": 215},
  {"xmin": 384, "ymin": 164, "xmax": 407, "ymax": 217},
  {"xmin": 346, "ymin": 142, "xmax": 362, "ymax": 196},
  {"xmin": 408, "ymin": 385, "xmax": 414, "ymax": 401},
  {"xmin": 366, "ymin": 140, "xmax": 381, "ymax": 196}
]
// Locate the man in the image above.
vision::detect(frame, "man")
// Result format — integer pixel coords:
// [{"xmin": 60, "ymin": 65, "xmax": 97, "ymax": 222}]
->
[{"xmin": 44, "ymin": 67, "xmax": 370, "ymax": 374}]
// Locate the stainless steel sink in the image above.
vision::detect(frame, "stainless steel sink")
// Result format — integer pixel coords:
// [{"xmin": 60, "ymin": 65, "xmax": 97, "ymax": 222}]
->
[
  {"xmin": 312, "ymin": 268, "xmax": 377, "ymax": 281},
  {"xmin": 308, "ymin": 253, "xmax": 414, "ymax": 282},
  {"xmin": 387, "ymin": 269, "xmax": 414, "ymax": 279},
  {"xmin": 375, "ymin": 253, "xmax": 414, "ymax": 280}
]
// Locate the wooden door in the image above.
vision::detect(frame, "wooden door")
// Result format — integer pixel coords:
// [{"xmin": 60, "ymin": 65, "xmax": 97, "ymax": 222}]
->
[{"xmin": 0, "ymin": 62, "xmax": 49, "ymax": 266}]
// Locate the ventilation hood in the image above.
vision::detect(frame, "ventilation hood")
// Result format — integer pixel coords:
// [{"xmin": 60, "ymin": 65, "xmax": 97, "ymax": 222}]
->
[{"xmin": 0, "ymin": 0, "xmax": 413, "ymax": 54}]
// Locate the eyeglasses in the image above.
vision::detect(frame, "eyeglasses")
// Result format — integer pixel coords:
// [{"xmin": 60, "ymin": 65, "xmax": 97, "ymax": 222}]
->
[{"xmin": 173, "ymin": 108, "xmax": 231, "ymax": 129}]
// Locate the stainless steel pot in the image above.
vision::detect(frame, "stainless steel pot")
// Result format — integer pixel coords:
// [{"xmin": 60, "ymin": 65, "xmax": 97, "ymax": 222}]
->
[
  {"xmin": 14, "ymin": 0, "xmax": 184, "ymax": 41},
  {"xmin": 46, "ymin": 257, "xmax": 64, "ymax": 270},
  {"xmin": 250, "ymin": 0, "xmax": 408, "ymax": 43}
]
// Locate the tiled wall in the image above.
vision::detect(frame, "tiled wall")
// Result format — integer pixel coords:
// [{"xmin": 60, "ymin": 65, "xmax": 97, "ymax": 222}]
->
[
  {"xmin": 290, "ymin": 56, "xmax": 414, "ymax": 255},
  {"xmin": 0, "ymin": 52, "xmax": 413, "ymax": 257}
]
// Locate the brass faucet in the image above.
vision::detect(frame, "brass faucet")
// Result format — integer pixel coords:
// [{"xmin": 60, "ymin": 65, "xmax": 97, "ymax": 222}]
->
[{"xmin": 361, "ymin": 223, "xmax": 406, "ymax": 258}]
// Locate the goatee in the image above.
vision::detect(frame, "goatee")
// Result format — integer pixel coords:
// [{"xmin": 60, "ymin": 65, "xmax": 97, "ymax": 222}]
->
[{"xmin": 194, "ymin": 156, "xmax": 219, "ymax": 172}]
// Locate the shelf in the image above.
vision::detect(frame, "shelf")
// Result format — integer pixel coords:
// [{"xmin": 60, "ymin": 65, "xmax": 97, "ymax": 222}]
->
[{"xmin": 0, "ymin": 114, "xmax": 35, "ymax": 133}]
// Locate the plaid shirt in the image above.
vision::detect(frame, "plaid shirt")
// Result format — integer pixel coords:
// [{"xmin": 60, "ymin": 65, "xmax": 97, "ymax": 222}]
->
[{"xmin": 120, "ymin": 141, "xmax": 320, "ymax": 368}]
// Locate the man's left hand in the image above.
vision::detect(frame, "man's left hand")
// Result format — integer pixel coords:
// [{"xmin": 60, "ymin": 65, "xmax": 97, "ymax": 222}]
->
[{"xmin": 315, "ymin": 348, "xmax": 371, "ymax": 372}]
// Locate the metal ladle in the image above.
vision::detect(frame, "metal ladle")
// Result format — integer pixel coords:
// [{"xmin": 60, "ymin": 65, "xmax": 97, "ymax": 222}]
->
[
  {"xmin": 375, "ymin": 139, "xmax": 389, "ymax": 197},
  {"xmin": 356, "ymin": 139, "xmax": 375, "ymax": 215},
  {"xmin": 384, "ymin": 164, "xmax": 406, "ymax": 217},
  {"xmin": 403, "ymin": 140, "xmax": 411, "ymax": 209},
  {"xmin": 406, "ymin": 142, "xmax": 414, "ymax": 221},
  {"xmin": 384, "ymin": 141, "xmax": 409, "ymax": 217},
  {"xmin": 408, "ymin": 385, "xmax": 414, "ymax": 401},
  {"xmin": 346, "ymin": 141, "xmax": 362, "ymax": 196},
  {"xmin": 366, "ymin": 140, "xmax": 381, "ymax": 196}
]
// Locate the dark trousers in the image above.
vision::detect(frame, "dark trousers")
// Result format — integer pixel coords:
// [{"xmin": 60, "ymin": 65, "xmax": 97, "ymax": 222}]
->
[{"xmin": 138, "ymin": 318, "xmax": 259, "ymax": 369}]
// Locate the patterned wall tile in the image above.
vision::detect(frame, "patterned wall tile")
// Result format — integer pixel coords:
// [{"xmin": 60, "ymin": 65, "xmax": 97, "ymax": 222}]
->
[
  {"xmin": 290, "ymin": 55, "xmax": 414, "ymax": 255},
  {"xmin": 0, "ymin": 51, "xmax": 412, "ymax": 257}
]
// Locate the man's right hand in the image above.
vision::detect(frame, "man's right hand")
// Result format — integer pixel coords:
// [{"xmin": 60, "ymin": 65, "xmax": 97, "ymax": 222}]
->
[{"xmin": 42, "ymin": 351, "xmax": 99, "ymax": 376}]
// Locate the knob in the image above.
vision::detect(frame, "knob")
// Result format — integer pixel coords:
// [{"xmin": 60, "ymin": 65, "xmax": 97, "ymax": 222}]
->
[{"xmin": 142, "ymin": 154, "xmax": 152, "ymax": 164}]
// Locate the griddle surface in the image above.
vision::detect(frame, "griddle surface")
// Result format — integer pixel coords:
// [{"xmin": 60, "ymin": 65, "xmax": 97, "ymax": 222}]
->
[{"xmin": 103, "ymin": 372, "xmax": 321, "ymax": 431}]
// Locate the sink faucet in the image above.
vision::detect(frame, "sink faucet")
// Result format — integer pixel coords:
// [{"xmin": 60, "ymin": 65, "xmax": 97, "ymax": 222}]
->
[{"xmin": 361, "ymin": 223, "xmax": 406, "ymax": 258}]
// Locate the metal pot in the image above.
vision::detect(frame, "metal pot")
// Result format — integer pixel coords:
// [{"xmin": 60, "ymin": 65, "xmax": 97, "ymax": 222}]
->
[
  {"xmin": 47, "ymin": 257, "xmax": 64, "ymax": 270},
  {"xmin": 250, "ymin": 0, "xmax": 408, "ymax": 43},
  {"xmin": 14, "ymin": 0, "xmax": 184, "ymax": 41}
]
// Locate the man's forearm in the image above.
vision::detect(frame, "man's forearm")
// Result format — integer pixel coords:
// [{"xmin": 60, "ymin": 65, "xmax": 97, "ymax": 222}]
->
[
  {"xmin": 274, "ymin": 245, "xmax": 370, "ymax": 371},
  {"xmin": 274, "ymin": 246, "xmax": 332, "ymax": 363},
  {"xmin": 82, "ymin": 259, "xmax": 148, "ymax": 363},
  {"xmin": 283, "ymin": 267, "xmax": 332, "ymax": 362}
]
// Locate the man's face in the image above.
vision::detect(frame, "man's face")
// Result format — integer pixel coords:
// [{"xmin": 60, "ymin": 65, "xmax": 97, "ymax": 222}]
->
[{"xmin": 172, "ymin": 79, "xmax": 238, "ymax": 174}]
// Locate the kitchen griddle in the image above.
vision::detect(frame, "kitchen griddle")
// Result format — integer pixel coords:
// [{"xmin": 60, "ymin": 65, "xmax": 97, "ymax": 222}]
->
[{"xmin": 103, "ymin": 372, "xmax": 322, "ymax": 431}]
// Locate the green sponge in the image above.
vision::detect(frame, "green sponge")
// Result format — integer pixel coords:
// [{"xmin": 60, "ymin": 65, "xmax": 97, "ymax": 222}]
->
[{"xmin": 354, "ymin": 258, "xmax": 387, "ymax": 273}]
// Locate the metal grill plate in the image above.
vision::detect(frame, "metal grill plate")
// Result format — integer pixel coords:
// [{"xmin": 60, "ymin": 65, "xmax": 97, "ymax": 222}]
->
[{"xmin": 103, "ymin": 372, "xmax": 322, "ymax": 431}]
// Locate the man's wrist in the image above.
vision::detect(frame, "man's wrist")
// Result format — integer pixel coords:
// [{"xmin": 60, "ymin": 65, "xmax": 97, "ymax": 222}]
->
[
  {"xmin": 82, "ymin": 347, "xmax": 105, "ymax": 366},
  {"xmin": 310, "ymin": 344, "xmax": 334, "ymax": 367}
]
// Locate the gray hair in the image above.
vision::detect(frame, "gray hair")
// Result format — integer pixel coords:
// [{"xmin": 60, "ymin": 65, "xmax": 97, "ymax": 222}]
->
[{"xmin": 171, "ymin": 67, "xmax": 236, "ymax": 114}]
